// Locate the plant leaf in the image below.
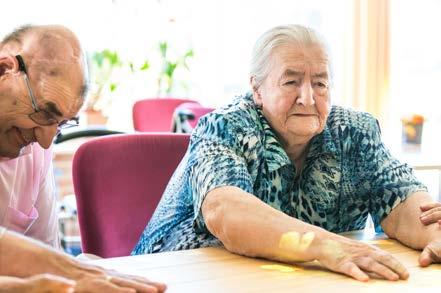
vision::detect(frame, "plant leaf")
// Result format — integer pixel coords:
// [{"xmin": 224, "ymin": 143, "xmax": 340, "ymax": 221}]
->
[
  {"xmin": 140, "ymin": 61, "xmax": 150, "ymax": 70},
  {"xmin": 159, "ymin": 42, "xmax": 168, "ymax": 58},
  {"xmin": 109, "ymin": 83, "xmax": 117, "ymax": 92}
]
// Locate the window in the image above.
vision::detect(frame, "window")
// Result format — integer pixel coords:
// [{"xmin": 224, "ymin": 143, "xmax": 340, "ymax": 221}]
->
[{"xmin": 1, "ymin": 0, "xmax": 350, "ymax": 113}]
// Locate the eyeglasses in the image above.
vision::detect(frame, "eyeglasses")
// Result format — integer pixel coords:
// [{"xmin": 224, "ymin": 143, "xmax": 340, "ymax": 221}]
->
[{"xmin": 15, "ymin": 55, "xmax": 79, "ymax": 129}]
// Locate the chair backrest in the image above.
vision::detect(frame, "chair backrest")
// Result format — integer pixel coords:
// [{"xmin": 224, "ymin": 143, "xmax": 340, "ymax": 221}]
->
[
  {"xmin": 132, "ymin": 98, "xmax": 199, "ymax": 132},
  {"xmin": 175, "ymin": 102, "xmax": 215, "ymax": 129},
  {"xmin": 72, "ymin": 133, "xmax": 190, "ymax": 258}
]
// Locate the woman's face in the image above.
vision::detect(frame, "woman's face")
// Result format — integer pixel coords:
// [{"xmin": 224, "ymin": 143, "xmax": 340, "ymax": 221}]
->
[{"xmin": 252, "ymin": 44, "xmax": 331, "ymax": 146}]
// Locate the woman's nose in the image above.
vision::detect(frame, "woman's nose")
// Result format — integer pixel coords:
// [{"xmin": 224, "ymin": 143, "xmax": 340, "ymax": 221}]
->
[{"xmin": 297, "ymin": 83, "xmax": 315, "ymax": 106}]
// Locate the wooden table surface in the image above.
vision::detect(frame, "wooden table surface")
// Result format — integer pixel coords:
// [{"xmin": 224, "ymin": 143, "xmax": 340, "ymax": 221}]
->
[{"xmin": 90, "ymin": 231, "xmax": 441, "ymax": 292}]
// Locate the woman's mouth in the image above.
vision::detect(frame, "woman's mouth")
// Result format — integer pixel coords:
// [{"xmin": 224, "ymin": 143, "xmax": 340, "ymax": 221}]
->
[{"xmin": 291, "ymin": 113, "xmax": 317, "ymax": 117}]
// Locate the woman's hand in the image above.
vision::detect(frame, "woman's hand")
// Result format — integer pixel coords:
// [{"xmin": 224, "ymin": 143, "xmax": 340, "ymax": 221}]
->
[
  {"xmin": 420, "ymin": 202, "xmax": 441, "ymax": 226},
  {"xmin": 315, "ymin": 236, "xmax": 409, "ymax": 282},
  {"xmin": 0, "ymin": 274, "xmax": 75, "ymax": 293},
  {"xmin": 419, "ymin": 237, "xmax": 441, "ymax": 267}
]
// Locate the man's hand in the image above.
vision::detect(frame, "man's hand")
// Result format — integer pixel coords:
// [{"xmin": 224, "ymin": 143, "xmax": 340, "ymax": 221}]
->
[
  {"xmin": 73, "ymin": 266, "xmax": 167, "ymax": 293},
  {"xmin": 316, "ymin": 235, "xmax": 409, "ymax": 282},
  {"xmin": 419, "ymin": 237, "xmax": 441, "ymax": 267},
  {"xmin": 0, "ymin": 271, "xmax": 166, "ymax": 293},
  {"xmin": 0, "ymin": 274, "xmax": 75, "ymax": 293},
  {"xmin": 420, "ymin": 202, "xmax": 441, "ymax": 226}
]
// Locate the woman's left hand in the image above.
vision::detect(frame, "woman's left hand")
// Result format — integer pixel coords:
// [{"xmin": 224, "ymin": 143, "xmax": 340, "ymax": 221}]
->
[
  {"xmin": 420, "ymin": 202, "xmax": 441, "ymax": 225},
  {"xmin": 419, "ymin": 237, "xmax": 441, "ymax": 266}
]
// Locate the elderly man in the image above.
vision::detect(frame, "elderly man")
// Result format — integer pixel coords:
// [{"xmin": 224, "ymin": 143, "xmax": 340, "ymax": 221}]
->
[
  {"xmin": 0, "ymin": 24, "xmax": 85, "ymax": 247},
  {"xmin": 0, "ymin": 25, "xmax": 166, "ymax": 292},
  {"xmin": 133, "ymin": 24, "xmax": 441, "ymax": 282}
]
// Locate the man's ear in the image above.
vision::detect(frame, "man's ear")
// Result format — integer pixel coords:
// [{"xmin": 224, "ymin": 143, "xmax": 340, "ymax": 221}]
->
[
  {"xmin": 250, "ymin": 76, "xmax": 262, "ymax": 107},
  {"xmin": 0, "ymin": 55, "xmax": 18, "ymax": 77}
]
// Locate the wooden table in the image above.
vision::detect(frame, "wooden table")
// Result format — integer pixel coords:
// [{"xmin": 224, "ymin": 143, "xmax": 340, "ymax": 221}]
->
[{"xmin": 90, "ymin": 231, "xmax": 441, "ymax": 292}]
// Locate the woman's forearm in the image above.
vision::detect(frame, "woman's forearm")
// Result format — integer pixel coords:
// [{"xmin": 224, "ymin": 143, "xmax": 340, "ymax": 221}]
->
[
  {"xmin": 382, "ymin": 192, "xmax": 441, "ymax": 249},
  {"xmin": 202, "ymin": 186, "xmax": 333, "ymax": 263}
]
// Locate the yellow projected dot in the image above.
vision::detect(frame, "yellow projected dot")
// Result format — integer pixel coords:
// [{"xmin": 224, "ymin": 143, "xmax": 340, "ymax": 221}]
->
[
  {"xmin": 279, "ymin": 231, "xmax": 315, "ymax": 252},
  {"xmin": 260, "ymin": 264, "xmax": 302, "ymax": 273}
]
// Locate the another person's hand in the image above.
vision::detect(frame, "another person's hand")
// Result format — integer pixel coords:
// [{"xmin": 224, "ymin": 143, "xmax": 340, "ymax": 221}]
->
[
  {"xmin": 420, "ymin": 202, "xmax": 441, "ymax": 226},
  {"xmin": 0, "ymin": 274, "xmax": 75, "ymax": 293},
  {"xmin": 73, "ymin": 265, "xmax": 166, "ymax": 293},
  {"xmin": 316, "ymin": 236, "xmax": 409, "ymax": 282},
  {"xmin": 419, "ymin": 237, "xmax": 441, "ymax": 267}
]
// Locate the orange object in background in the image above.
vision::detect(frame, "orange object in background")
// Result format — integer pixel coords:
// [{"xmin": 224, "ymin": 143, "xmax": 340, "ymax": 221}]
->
[{"xmin": 402, "ymin": 114, "xmax": 425, "ymax": 144}]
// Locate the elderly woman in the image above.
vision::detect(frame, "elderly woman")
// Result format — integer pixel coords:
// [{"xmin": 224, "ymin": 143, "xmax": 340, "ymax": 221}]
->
[{"xmin": 133, "ymin": 24, "xmax": 441, "ymax": 281}]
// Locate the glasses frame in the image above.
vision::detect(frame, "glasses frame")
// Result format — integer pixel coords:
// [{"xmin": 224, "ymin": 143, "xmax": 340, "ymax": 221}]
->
[{"xmin": 15, "ymin": 55, "xmax": 79, "ymax": 129}]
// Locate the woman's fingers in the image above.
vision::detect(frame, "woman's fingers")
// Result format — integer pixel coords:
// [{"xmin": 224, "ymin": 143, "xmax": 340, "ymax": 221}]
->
[
  {"xmin": 318, "ymin": 237, "xmax": 410, "ymax": 282},
  {"xmin": 356, "ymin": 257, "xmax": 399, "ymax": 281},
  {"xmin": 419, "ymin": 239, "xmax": 441, "ymax": 267},
  {"xmin": 371, "ymin": 252, "xmax": 409, "ymax": 280},
  {"xmin": 338, "ymin": 261, "xmax": 369, "ymax": 282},
  {"xmin": 420, "ymin": 202, "xmax": 441, "ymax": 212},
  {"xmin": 420, "ymin": 207, "xmax": 441, "ymax": 225}
]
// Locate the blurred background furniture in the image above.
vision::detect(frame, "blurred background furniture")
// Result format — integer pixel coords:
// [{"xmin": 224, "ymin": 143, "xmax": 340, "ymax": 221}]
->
[
  {"xmin": 132, "ymin": 98, "xmax": 199, "ymax": 132},
  {"xmin": 72, "ymin": 133, "xmax": 190, "ymax": 258},
  {"xmin": 172, "ymin": 102, "xmax": 215, "ymax": 133},
  {"xmin": 54, "ymin": 127, "xmax": 127, "ymax": 254},
  {"xmin": 54, "ymin": 126, "xmax": 124, "ymax": 144}
]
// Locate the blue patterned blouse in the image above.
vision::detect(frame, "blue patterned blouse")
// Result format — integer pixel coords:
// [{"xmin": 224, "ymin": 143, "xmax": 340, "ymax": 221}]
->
[{"xmin": 132, "ymin": 93, "xmax": 426, "ymax": 255}]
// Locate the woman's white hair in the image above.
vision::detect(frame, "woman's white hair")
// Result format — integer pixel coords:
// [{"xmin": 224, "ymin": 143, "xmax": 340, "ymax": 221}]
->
[{"xmin": 250, "ymin": 24, "xmax": 330, "ymax": 88}]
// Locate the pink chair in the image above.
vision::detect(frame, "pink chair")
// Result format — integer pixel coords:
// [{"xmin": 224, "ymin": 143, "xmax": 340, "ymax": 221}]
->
[
  {"xmin": 132, "ymin": 98, "xmax": 199, "ymax": 132},
  {"xmin": 72, "ymin": 133, "xmax": 190, "ymax": 258},
  {"xmin": 174, "ymin": 103, "xmax": 214, "ymax": 128}
]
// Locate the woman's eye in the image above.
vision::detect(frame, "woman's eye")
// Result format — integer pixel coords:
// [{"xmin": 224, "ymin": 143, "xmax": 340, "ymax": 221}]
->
[
  {"xmin": 315, "ymin": 82, "xmax": 327, "ymax": 88},
  {"xmin": 284, "ymin": 80, "xmax": 298, "ymax": 86}
]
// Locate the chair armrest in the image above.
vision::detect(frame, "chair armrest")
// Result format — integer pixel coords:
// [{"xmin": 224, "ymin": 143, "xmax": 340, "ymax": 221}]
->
[{"xmin": 54, "ymin": 127, "xmax": 125, "ymax": 144}]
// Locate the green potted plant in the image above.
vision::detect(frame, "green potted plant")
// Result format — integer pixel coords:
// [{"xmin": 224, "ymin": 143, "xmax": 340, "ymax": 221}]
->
[
  {"xmin": 86, "ymin": 49, "xmax": 122, "ymax": 124},
  {"xmin": 156, "ymin": 41, "xmax": 194, "ymax": 96}
]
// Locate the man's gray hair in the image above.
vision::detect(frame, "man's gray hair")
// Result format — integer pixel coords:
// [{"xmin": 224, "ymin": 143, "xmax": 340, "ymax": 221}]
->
[
  {"xmin": 1, "ymin": 24, "xmax": 89, "ymax": 98},
  {"xmin": 0, "ymin": 24, "xmax": 34, "ymax": 49},
  {"xmin": 249, "ymin": 24, "xmax": 329, "ymax": 88}
]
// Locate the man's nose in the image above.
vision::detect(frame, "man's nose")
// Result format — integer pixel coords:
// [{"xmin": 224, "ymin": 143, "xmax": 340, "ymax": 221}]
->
[
  {"xmin": 35, "ymin": 124, "xmax": 58, "ymax": 149},
  {"xmin": 297, "ymin": 82, "xmax": 315, "ymax": 106}
]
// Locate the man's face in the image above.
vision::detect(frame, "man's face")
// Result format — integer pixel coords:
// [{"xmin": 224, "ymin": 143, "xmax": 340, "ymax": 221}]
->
[
  {"xmin": 252, "ymin": 44, "xmax": 331, "ymax": 146},
  {"xmin": 0, "ymin": 56, "xmax": 84, "ymax": 158}
]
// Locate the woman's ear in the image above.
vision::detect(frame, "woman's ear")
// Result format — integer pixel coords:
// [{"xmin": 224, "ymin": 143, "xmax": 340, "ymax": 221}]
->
[
  {"xmin": 250, "ymin": 76, "xmax": 262, "ymax": 107},
  {"xmin": 0, "ymin": 55, "xmax": 18, "ymax": 77}
]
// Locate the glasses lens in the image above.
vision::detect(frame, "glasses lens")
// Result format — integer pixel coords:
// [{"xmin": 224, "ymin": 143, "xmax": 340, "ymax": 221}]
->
[{"xmin": 29, "ymin": 111, "xmax": 56, "ymax": 126}]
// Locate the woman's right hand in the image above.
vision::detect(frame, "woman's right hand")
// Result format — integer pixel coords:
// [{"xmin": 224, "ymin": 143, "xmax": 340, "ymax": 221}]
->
[{"xmin": 315, "ymin": 235, "xmax": 409, "ymax": 282}]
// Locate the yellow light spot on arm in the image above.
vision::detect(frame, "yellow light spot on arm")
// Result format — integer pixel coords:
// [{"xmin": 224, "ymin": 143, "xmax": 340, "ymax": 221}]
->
[
  {"xmin": 279, "ymin": 231, "xmax": 315, "ymax": 252},
  {"xmin": 299, "ymin": 231, "xmax": 315, "ymax": 251},
  {"xmin": 279, "ymin": 232, "xmax": 300, "ymax": 251}
]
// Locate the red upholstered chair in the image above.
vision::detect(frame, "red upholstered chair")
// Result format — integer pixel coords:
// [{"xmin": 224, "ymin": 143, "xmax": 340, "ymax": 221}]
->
[
  {"xmin": 177, "ymin": 102, "xmax": 215, "ymax": 129},
  {"xmin": 132, "ymin": 98, "xmax": 199, "ymax": 132},
  {"xmin": 72, "ymin": 133, "xmax": 190, "ymax": 258},
  {"xmin": 172, "ymin": 102, "xmax": 215, "ymax": 133}
]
